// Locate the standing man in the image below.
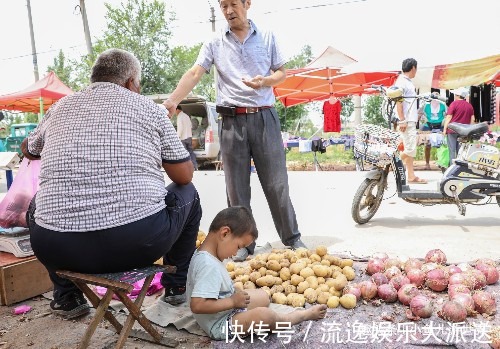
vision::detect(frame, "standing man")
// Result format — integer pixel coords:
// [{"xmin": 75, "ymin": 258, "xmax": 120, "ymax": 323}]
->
[
  {"xmin": 394, "ymin": 58, "xmax": 427, "ymax": 184},
  {"xmin": 443, "ymin": 87, "xmax": 475, "ymax": 166},
  {"xmin": 175, "ymin": 105, "xmax": 198, "ymax": 170},
  {"xmin": 163, "ymin": 0, "xmax": 305, "ymax": 261}
]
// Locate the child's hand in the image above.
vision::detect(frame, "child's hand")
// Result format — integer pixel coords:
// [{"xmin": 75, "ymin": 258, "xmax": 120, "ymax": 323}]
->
[{"xmin": 230, "ymin": 290, "xmax": 250, "ymax": 309}]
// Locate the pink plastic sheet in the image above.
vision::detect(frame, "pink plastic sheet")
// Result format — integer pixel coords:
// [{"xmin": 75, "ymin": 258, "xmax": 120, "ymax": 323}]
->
[{"xmin": 95, "ymin": 272, "xmax": 164, "ymax": 300}]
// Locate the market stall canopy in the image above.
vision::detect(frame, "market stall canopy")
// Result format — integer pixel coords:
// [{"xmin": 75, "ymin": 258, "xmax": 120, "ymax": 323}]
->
[
  {"xmin": 274, "ymin": 46, "xmax": 398, "ymax": 107},
  {"xmin": 0, "ymin": 72, "xmax": 74, "ymax": 113}
]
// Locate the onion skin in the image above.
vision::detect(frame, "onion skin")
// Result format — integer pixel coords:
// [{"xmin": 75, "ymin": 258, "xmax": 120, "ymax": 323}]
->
[
  {"xmin": 366, "ymin": 258, "xmax": 385, "ymax": 275},
  {"xmin": 474, "ymin": 258, "xmax": 497, "ymax": 267},
  {"xmin": 448, "ymin": 284, "xmax": 471, "ymax": 299},
  {"xmin": 446, "ymin": 265, "xmax": 462, "ymax": 275},
  {"xmin": 426, "ymin": 268, "xmax": 449, "ymax": 292},
  {"xmin": 372, "ymin": 252, "xmax": 389, "ymax": 262},
  {"xmin": 472, "ymin": 291, "xmax": 497, "ymax": 316},
  {"xmin": 389, "ymin": 275, "xmax": 410, "ymax": 291},
  {"xmin": 469, "ymin": 269, "xmax": 487, "ymax": 290},
  {"xmin": 438, "ymin": 300, "xmax": 467, "ymax": 322},
  {"xmin": 377, "ymin": 284, "xmax": 398, "ymax": 303},
  {"xmin": 371, "ymin": 272, "xmax": 389, "ymax": 286},
  {"xmin": 425, "ymin": 249, "xmax": 447, "ymax": 265},
  {"xmin": 398, "ymin": 284, "xmax": 420, "ymax": 306},
  {"xmin": 452, "ymin": 293, "xmax": 475, "ymax": 316},
  {"xmin": 475, "ymin": 264, "xmax": 499, "ymax": 285},
  {"xmin": 404, "ymin": 259, "xmax": 423, "ymax": 274},
  {"xmin": 384, "ymin": 266, "xmax": 402, "ymax": 280},
  {"xmin": 343, "ymin": 285, "xmax": 361, "ymax": 301},
  {"xmin": 421, "ymin": 262, "xmax": 438, "ymax": 273},
  {"xmin": 448, "ymin": 273, "xmax": 466, "ymax": 286},
  {"xmin": 410, "ymin": 295, "xmax": 433, "ymax": 318},
  {"xmin": 384, "ymin": 258, "xmax": 402, "ymax": 271},
  {"xmin": 407, "ymin": 269, "xmax": 426, "ymax": 288},
  {"xmin": 360, "ymin": 281, "xmax": 378, "ymax": 300}
]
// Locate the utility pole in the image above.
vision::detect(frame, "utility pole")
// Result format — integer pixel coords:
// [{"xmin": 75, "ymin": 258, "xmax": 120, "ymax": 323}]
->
[
  {"xmin": 79, "ymin": 0, "xmax": 93, "ymax": 55},
  {"xmin": 26, "ymin": 0, "xmax": 39, "ymax": 81},
  {"xmin": 210, "ymin": 5, "xmax": 218, "ymax": 100}
]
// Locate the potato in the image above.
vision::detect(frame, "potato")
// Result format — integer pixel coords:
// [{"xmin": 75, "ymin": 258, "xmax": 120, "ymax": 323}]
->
[
  {"xmin": 303, "ymin": 288, "xmax": 317, "ymax": 303},
  {"xmin": 339, "ymin": 294, "xmax": 357, "ymax": 309},
  {"xmin": 256, "ymin": 275, "xmax": 275, "ymax": 287},
  {"xmin": 265, "ymin": 270, "xmax": 278, "ymax": 277},
  {"xmin": 234, "ymin": 275, "xmax": 243, "ymax": 283},
  {"xmin": 342, "ymin": 266, "xmax": 356, "ymax": 281},
  {"xmin": 284, "ymin": 250, "xmax": 295, "ymax": 261},
  {"xmin": 270, "ymin": 284, "xmax": 284, "ymax": 295},
  {"xmin": 228, "ymin": 271, "xmax": 235, "ymax": 280},
  {"xmin": 320, "ymin": 259, "xmax": 331, "ymax": 267},
  {"xmin": 330, "ymin": 256, "xmax": 342, "ymax": 267},
  {"xmin": 297, "ymin": 281, "xmax": 309, "ymax": 294},
  {"xmin": 282, "ymin": 280, "xmax": 291, "ymax": 289},
  {"xmin": 258, "ymin": 267, "xmax": 267, "ymax": 276},
  {"xmin": 234, "ymin": 282, "xmax": 244, "ymax": 291},
  {"xmin": 331, "ymin": 270, "xmax": 342, "ymax": 279},
  {"xmin": 197, "ymin": 231, "xmax": 205, "ymax": 238},
  {"xmin": 258, "ymin": 253, "xmax": 270, "ymax": 262},
  {"xmin": 300, "ymin": 267, "xmax": 315, "ymax": 279},
  {"xmin": 291, "ymin": 294, "xmax": 306, "ymax": 308},
  {"xmin": 325, "ymin": 268, "xmax": 333, "ymax": 278},
  {"xmin": 226, "ymin": 262, "xmax": 235, "ymax": 272},
  {"xmin": 332, "ymin": 274, "xmax": 348, "ymax": 291},
  {"xmin": 234, "ymin": 268, "xmax": 246, "ymax": 276},
  {"xmin": 272, "ymin": 292, "xmax": 287, "ymax": 305},
  {"xmin": 244, "ymin": 281, "xmax": 256, "ymax": 289},
  {"xmin": 295, "ymin": 248, "xmax": 308, "ymax": 258},
  {"xmin": 284, "ymin": 284, "xmax": 297, "ymax": 296},
  {"xmin": 267, "ymin": 260, "xmax": 282, "ymax": 272},
  {"xmin": 329, "ymin": 287, "xmax": 342, "ymax": 297},
  {"xmin": 280, "ymin": 259, "xmax": 291, "ymax": 269},
  {"xmin": 249, "ymin": 271, "xmax": 261, "ymax": 284},
  {"xmin": 305, "ymin": 276, "xmax": 319, "ymax": 290},
  {"xmin": 286, "ymin": 293, "xmax": 298, "ymax": 306},
  {"xmin": 196, "ymin": 240, "xmax": 201, "ymax": 248},
  {"xmin": 340, "ymin": 259, "xmax": 354, "ymax": 268},
  {"xmin": 317, "ymin": 291, "xmax": 330, "ymax": 304},
  {"xmin": 316, "ymin": 284, "xmax": 330, "ymax": 293},
  {"xmin": 312, "ymin": 265, "xmax": 329, "ymax": 278},
  {"xmin": 317, "ymin": 277, "xmax": 326, "ymax": 285},
  {"xmin": 298, "ymin": 258, "xmax": 311, "ymax": 265},
  {"xmin": 290, "ymin": 255, "xmax": 298, "ymax": 263},
  {"xmin": 250, "ymin": 259, "xmax": 266, "ymax": 270},
  {"xmin": 325, "ymin": 278, "xmax": 336, "ymax": 289},
  {"xmin": 267, "ymin": 253, "xmax": 280, "ymax": 261},
  {"xmin": 327, "ymin": 296, "xmax": 340, "ymax": 309},
  {"xmin": 271, "ymin": 248, "xmax": 285, "ymax": 254},
  {"xmin": 289, "ymin": 263, "xmax": 303, "ymax": 275},
  {"xmin": 241, "ymin": 275, "xmax": 251, "ymax": 284},
  {"xmin": 291, "ymin": 274, "xmax": 305, "ymax": 286},
  {"xmin": 309, "ymin": 254, "xmax": 322, "ymax": 263},
  {"xmin": 279, "ymin": 267, "xmax": 291, "ymax": 281},
  {"xmin": 316, "ymin": 245, "xmax": 328, "ymax": 257},
  {"xmin": 274, "ymin": 277, "xmax": 283, "ymax": 286}
]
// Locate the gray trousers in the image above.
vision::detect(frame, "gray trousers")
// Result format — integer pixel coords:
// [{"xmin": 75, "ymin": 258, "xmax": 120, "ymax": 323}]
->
[
  {"xmin": 220, "ymin": 107, "xmax": 301, "ymax": 254},
  {"xmin": 447, "ymin": 133, "xmax": 460, "ymax": 167},
  {"xmin": 181, "ymin": 137, "xmax": 198, "ymax": 170}
]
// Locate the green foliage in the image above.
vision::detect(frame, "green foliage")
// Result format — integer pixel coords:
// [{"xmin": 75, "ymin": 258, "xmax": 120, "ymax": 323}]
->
[
  {"xmin": 46, "ymin": 50, "xmax": 80, "ymax": 91},
  {"xmin": 363, "ymin": 95, "xmax": 386, "ymax": 126},
  {"xmin": 0, "ymin": 111, "xmax": 29, "ymax": 138},
  {"xmin": 340, "ymin": 97, "xmax": 354, "ymax": 123}
]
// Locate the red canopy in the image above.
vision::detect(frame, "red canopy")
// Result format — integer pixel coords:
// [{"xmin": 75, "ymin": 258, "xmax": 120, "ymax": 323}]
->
[{"xmin": 0, "ymin": 72, "xmax": 73, "ymax": 113}]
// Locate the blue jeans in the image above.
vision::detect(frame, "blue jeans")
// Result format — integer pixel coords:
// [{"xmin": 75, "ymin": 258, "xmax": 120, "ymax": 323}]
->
[
  {"xmin": 29, "ymin": 182, "xmax": 202, "ymax": 301},
  {"xmin": 447, "ymin": 133, "xmax": 460, "ymax": 166}
]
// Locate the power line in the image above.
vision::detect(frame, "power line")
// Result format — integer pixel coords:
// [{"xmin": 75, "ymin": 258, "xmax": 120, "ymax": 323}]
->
[{"xmin": 0, "ymin": 45, "xmax": 87, "ymax": 62}]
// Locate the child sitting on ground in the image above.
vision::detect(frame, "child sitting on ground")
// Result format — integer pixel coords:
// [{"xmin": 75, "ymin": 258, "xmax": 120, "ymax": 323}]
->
[{"xmin": 186, "ymin": 206, "xmax": 327, "ymax": 340}]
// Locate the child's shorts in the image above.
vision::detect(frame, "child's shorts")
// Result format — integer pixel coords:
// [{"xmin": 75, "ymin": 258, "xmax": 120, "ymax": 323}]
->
[{"xmin": 211, "ymin": 308, "xmax": 247, "ymax": 340}]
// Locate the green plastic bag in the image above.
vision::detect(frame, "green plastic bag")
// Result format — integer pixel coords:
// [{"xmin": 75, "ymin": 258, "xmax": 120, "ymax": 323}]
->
[{"xmin": 436, "ymin": 145, "xmax": 449, "ymax": 168}]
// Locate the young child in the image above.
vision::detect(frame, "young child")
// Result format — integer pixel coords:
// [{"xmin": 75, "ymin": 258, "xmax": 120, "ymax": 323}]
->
[{"xmin": 186, "ymin": 206, "xmax": 327, "ymax": 340}]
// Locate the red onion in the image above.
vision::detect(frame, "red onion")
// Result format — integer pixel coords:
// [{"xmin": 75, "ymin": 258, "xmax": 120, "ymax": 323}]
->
[
  {"xmin": 457, "ymin": 263, "xmax": 473, "ymax": 272},
  {"xmin": 472, "ymin": 291, "xmax": 496, "ymax": 316},
  {"xmin": 360, "ymin": 281, "xmax": 378, "ymax": 300},
  {"xmin": 452, "ymin": 293, "xmax": 475, "ymax": 316},
  {"xmin": 421, "ymin": 262, "xmax": 438, "ymax": 273},
  {"xmin": 448, "ymin": 284, "xmax": 471, "ymax": 299},
  {"xmin": 475, "ymin": 264, "xmax": 499, "ymax": 285},
  {"xmin": 377, "ymin": 284, "xmax": 398, "ymax": 303},
  {"xmin": 366, "ymin": 258, "xmax": 385, "ymax": 275},
  {"xmin": 407, "ymin": 269, "xmax": 426, "ymax": 288},
  {"xmin": 470, "ymin": 269, "xmax": 487, "ymax": 290},
  {"xmin": 449, "ymin": 273, "xmax": 466, "ymax": 286},
  {"xmin": 438, "ymin": 300, "xmax": 467, "ymax": 322},
  {"xmin": 371, "ymin": 252, "xmax": 389, "ymax": 262},
  {"xmin": 426, "ymin": 268, "xmax": 449, "ymax": 292},
  {"xmin": 370, "ymin": 272, "xmax": 389, "ymax": 286},
  {"xmin": 389, "ymin": 275, "xmax": 410, "ymax": 291},
  {"xmin": 425, "ymin": 249, "xmax": 447, "ymax": 264},
  {"xmin": 446, "ymin": 265, "xmax": 462, "ymax": 275},
  {"xmin": 398, "ymin": 284, "xmax": 419, "ymax": 305},
  {"xmin": 384, "ymin": 266, "xmax": 402, "ymax": 280},
  {"xmin": 404, "ymin": 258, "xmax": 423, "ymax": 274},
  {"xmin": 475, "ymin": 258, "xmax": 497, "ymax": 267},
  {"xmin": 343, "ymin": 285, "xmax": 361, "ymax": 301},
  {"xmin": 384, "ymin": 258, "xmax": 402, "ymax": 271},
  {"xmin": 461, "ymin": 271, "xmax": 478, "ymax": 290},
  {"xmin": 410, "ymin": 295, "xmax": 433, "ymax": 318}
]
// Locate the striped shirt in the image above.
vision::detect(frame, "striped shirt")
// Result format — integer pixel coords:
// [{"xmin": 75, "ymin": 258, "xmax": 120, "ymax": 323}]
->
[{"xmin": 27, "ymin": 82, "xmax": 190, "ymax": 232}]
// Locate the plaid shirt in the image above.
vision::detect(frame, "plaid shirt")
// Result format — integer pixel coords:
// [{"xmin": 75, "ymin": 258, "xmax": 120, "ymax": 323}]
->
[{"xmin": 27, "ymin": 82, "xmax": 190, "ymax": 232}]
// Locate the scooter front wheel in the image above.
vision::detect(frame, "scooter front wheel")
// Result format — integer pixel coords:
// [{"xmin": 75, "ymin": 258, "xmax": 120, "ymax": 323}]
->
[
  {"xmin": 351, "ymin": 178, "xmax": 385, "ymax": 224},
  {"xmin": 496, "ymin": 196, "xmax": 500, "ymax": 208}
]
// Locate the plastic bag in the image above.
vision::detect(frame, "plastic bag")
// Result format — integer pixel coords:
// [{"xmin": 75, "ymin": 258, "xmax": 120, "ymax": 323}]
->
[
  {"xmin": 0, "ymin": 158, "xmax": 40, "ymax": 228},
  {"xmin": 436, "ymin": 145, "xmax": 449, "ymax": 168}
]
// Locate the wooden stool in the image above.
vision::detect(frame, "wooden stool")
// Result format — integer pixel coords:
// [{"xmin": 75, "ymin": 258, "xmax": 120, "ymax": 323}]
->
[{"xmin": 56, "ymin": 265, "xmax": 178, "ymax": 349}]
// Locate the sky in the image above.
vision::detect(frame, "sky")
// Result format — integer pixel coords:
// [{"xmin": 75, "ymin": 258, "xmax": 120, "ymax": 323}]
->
[{"xmin": 0, "ymin": 0, "xmax": 499, "ymax": 96}]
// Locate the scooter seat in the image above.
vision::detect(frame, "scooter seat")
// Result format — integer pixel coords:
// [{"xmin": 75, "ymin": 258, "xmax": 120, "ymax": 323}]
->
[{"xmin": 448, "ymin": 122, "xmax": 488, "ymax": 138}]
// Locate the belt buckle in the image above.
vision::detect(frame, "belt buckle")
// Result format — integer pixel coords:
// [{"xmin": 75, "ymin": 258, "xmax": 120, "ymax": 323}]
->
[{"xmin": 246, "ymin": 107, "xmax": 258, "ymax": 113}]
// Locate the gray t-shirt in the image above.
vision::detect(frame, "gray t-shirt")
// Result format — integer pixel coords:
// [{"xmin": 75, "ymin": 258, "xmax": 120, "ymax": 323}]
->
[
  {"xmin": 186, "ymin": 251, "xmax": 235, "ymax": 339},
  {"xmin": 195, "ymin": 19, "xmax": 286, "ymax": 107}
]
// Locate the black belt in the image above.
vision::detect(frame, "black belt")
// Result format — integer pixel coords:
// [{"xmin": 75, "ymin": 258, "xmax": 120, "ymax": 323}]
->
[{"xmin": 216, "ymin": 105, "xmax": 273, "ymax": 116}]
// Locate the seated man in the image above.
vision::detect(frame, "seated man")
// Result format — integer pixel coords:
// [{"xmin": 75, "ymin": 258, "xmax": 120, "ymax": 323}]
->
[{"xmin": 21, "ymin": 48, "xmax": 202, "ymax": 319}]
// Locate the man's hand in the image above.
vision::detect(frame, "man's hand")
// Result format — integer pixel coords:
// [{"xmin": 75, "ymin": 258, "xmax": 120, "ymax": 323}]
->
[
  {"xmin": 230, "ymin": 289, "xmax": 250, "ymax": 309},
  {"xmin": 399, "ymin": 122, "xmax": 407, "ymax": 132},
  {"xmin": 162, "ymin": 99, "xmax": 177, "ymax": 118},
  {"xmin": 242, "ymin": 75, "xmax": 265, "ymax": 90}
]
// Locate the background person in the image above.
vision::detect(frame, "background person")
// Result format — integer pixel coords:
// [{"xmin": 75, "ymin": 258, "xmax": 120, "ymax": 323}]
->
[
  {"xmin": 175, "ymin": 105, "xmax": 198, "ymax": 170},
  {"xmin": 163, "ymin": 0, "xmax": 306, "ymax": 262},
  {"xmin": 421, "ymin": 93, "xmax": 447, "ymax": 169}
]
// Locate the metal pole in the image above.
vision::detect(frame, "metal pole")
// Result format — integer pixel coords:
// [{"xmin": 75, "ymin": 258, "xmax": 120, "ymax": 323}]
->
[
  {"xmin": 26, "ymin": 0, "xmax": 39, "ymax": 82},
  {"xmin": 354, "ymin": 95, "xmax": 362, "ymax": 125},
  {"xmin": 80, "ymin": 0, "xmax": 93, "ymax": 55},
  {"xmin": 210, "ymin": 6, "xmax": 218, "ymax": 101}
]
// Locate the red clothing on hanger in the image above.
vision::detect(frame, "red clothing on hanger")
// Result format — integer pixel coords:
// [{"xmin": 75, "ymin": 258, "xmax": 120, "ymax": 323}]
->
[{"xmin": 323, "ymin": 100, "xmax": 341, "ymax": 132}]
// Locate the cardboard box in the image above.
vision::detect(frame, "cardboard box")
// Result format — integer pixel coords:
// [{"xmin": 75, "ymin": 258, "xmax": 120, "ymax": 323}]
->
[{"xmin": 0, "ymin": 252, "xmax": 52, "ymax": 305}]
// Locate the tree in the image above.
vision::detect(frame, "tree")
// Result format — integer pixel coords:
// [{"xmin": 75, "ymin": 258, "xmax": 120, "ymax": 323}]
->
[
  {"xmin": 363, "ymin": 95, "xmax": 386, "ymax": 126},
  {"xmin": 46, "ymin": 50, "xmax": 80, "ymax": 91},
  {"xmin": 340, "ymin": 97, "xmax": 354, "ymax": 124}
]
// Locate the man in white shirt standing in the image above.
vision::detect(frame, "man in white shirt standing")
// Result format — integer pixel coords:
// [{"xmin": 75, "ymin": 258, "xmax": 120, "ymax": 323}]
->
[
  {"xmin": 176, "ymin": 105, "xmax": 198, "ymax": 170},
  {"xmin": 395, "ymin": 58, "xmax": 427, "ymax": 184}
]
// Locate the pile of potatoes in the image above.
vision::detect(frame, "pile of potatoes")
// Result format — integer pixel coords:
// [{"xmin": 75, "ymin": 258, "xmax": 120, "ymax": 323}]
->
[
  {"xmin": 226, "ymin": 246, "xmax": 358, "ymax": 310},
  {"xmin": 196, "ymin": 231, "xmax": 206, "ymax": 248}
]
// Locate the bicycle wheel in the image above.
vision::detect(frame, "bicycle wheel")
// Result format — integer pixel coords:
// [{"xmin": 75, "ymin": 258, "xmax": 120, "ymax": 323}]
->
[{"xmin": 351, "ymin": 178, "xmax": 385, "ymax": 224}]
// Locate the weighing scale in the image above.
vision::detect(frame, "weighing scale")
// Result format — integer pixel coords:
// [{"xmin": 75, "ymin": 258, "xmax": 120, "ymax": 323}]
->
[{"xmin": 0, "ymin": 227, "xmax": 33, "ymax": 258}]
